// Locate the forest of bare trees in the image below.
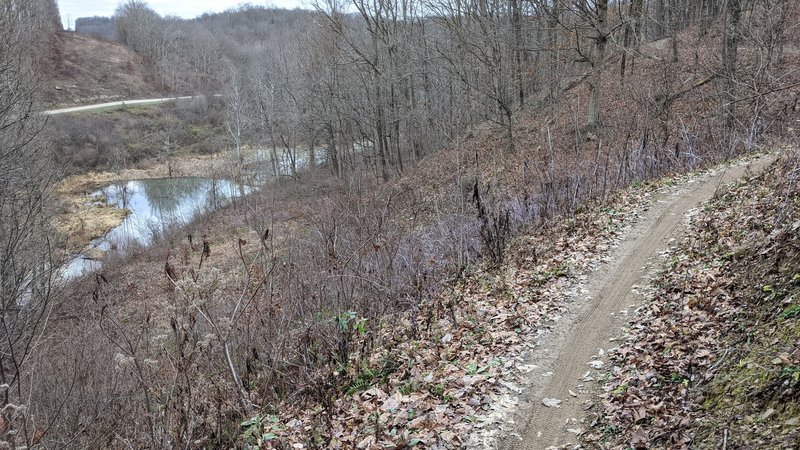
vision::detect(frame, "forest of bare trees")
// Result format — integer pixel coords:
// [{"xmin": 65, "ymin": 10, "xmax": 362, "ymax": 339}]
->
[
  {"xmin": 1, "ymin": 0, "xmax": 798, "ymax": 447},
  {"xmin": 107, "ymin": 0, "xmax": 795, "ymax": 183}
]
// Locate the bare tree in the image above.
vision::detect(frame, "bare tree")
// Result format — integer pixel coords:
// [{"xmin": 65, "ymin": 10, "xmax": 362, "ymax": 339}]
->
[
  {"xmin": 428, "ymin": 0, "xmax": 519, "ymax": 151},
  {"xmin": 225, "ymin": 71, "xmax": 250, "ymax": 182},
  {"xmin": 585, "ymin": 0, "xmax": 609, "ymax": 129},
  {"xmin": 115, "ymin": 0, "xmax": 162, "ymax": 59},
  {"xmin": 160, "ymin": 120, "xmax": 178, "ymax": 177},
  {"xmin": 0, "ymin": 4, "xmax": 63, "ymax": 447},
  {"xmin": 620, "ymin": 0, "xmax": 644, "ymax": 82}
]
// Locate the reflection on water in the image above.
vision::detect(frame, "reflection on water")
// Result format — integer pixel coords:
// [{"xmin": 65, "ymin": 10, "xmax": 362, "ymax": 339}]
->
[
  {"xmin": 249, "ymin": 147, "xmax": 326, "ymax": 183},
  {"xmin": 62, "ymin": 177, "xmax": 247, "ymax": 279}
]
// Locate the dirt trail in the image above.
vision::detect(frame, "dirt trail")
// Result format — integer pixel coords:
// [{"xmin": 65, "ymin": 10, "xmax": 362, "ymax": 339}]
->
[{"xmin": 501, "ymin": 153, "xmax": 778, "ymax": 450}]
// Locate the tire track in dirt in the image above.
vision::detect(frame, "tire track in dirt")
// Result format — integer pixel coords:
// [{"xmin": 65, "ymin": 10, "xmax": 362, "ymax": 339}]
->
[{"xmin": 501, "ymin": 153, "xmax": 778, "ymax": 450}]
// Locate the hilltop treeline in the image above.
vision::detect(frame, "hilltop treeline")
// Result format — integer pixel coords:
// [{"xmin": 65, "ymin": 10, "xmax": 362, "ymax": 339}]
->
[
  {"xmin": 109, "ymin": 0, "xmax": 796, "ymax": 181},
  {"xmin": 75, "ymin": 16, "xmax": 116, "ymax": 39}
]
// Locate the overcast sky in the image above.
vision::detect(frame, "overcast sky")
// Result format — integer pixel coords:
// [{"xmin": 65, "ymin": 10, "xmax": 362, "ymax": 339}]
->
[{"xmin": 58, "ymin": 0, "xmax": 309, "ymax": 30}]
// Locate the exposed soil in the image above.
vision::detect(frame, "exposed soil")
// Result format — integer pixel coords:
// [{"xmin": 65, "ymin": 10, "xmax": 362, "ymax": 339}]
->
[
  {"xmin": 501, "ymin": 151, "xmax": 779, "ymax": 450},
  {"xmin": 41, "ymin": 31, "xmax": 162, "ymax": 107},
  {"xmin": 580, "ymin": 149, "xmax": 800, "ymax": 449}
]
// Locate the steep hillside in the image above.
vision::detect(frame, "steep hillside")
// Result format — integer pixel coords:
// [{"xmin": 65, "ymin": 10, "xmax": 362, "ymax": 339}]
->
[
  {"xmin": 22, "ymin": 3, "xmax": 800, "ymax": 448},
  {"xmin": 41, "ymin": 31, "xmax": 162, "ymax": 107}
]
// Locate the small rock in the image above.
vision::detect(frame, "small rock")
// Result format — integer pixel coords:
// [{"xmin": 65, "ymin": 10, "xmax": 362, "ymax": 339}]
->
[
  {"xmin": 542, "ymin": 398, "xmax": 562, "ymax": 408},
  {"xmin": 588, "ymin": 360, "xmax": 604, "ymax": 369}
]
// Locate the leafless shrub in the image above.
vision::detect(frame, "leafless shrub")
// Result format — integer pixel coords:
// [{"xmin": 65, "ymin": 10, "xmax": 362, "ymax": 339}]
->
[
  {"xmin": 471, "ymin": 180, "xmax": 511, "ymax": 267},
  {"xmin": 22, "ymin": 1, "xmax": 800, "ymax": 447}
]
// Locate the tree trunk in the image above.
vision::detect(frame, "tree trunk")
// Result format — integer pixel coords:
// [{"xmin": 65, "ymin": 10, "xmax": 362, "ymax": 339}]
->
[
  {"xmin": 587, "ymin": 0, "xmax": 609, "ymax": 129},
  {"xmin": 327, "ymin": 124, "xmax": 339, "ymax": 176},
  {"xmin": 620, "ymin": 0, "xmax": 643, "ymax": 82},
  {"xmin": 652, "ymin": 0, "xmax": 666, "ymax": 39},
  {"xmin": 510, "ymin": 0, "xmax": 525, "ymax": 107},
  {"xmin": 548, "ymin": 0, "xmax": 562, "ymax": 103},
  {"xmin": 722, "ymin": 0, "xmax": 741, "ymax": 129}
]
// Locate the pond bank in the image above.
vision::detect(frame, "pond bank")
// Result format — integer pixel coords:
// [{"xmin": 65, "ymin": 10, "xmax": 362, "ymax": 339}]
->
[
  {"xmin": 60, "ymin": 177, "xmax": 250, "ymax": 279},
  {"xmin": 54, "ymin": 145, "xmax": 314, "ymax": 262},
  {"xmin": 54, "ymin": 152, "xmax": 233, "ymax": 255}
]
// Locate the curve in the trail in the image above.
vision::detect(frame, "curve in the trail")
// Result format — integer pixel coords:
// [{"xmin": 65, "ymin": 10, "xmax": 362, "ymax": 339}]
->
[{"xmin": 502, "ymin": 153, "xmax": 778, "ymax": 450}]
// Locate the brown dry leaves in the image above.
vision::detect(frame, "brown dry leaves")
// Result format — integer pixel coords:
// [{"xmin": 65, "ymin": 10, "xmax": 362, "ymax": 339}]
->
[
  {"xmin": 584, "ymin": 149, "xmax": 800, "ymax": 449},
  {"xmin": 253, "ymin": 179, "xmax": 661, "ymax": 448}
]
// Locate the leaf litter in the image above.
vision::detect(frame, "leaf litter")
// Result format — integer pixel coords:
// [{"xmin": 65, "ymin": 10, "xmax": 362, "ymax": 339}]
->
[
  {"xmin": 253, "ymin": 154, "xmax": 776, "ymax": 449},
  {"xmin": 583, "ymin": 148, "xmax": 800, "ymax": 449}
]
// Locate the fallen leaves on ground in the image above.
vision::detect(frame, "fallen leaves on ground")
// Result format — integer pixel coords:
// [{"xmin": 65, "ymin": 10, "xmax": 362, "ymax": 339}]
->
[
  {"xmin": 583, "ymin": 148, "xmax": 800, "ymax": 449},
  {"xmin": 252, "ymin": 167, "xmax": 672, "ymax": 448},
  {"xmin": 242, "ymin": 152, "xmax": 783, "ymax": 449}
]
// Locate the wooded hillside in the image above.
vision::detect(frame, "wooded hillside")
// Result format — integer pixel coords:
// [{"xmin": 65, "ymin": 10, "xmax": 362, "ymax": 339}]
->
[
  {"xmin": 106, "ymin": 0, "xmax": 798, "ymax": 183},
  {"xmin": 0, "ymin": 0, "xmax": 798, "ymax": 448}
]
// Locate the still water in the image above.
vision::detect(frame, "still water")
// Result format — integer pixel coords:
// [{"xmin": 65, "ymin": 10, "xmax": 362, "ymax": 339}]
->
[{"xmin": 62, "ymin": 177, "xmax": 247, "ymax": 279}]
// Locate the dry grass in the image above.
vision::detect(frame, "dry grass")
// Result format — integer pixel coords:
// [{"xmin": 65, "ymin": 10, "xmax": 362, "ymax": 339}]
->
[
  {"xmin": 40, "ymin": 31, "xmax": 162, "ymax": 108},
  {"xmin": 57, "ymin": 152, "xmax": 232, "ymax": 195},
  {"xmin": 35, "ymin": 9, "xmax": 800, "ymax": 448},
  {"xmin": 51, "ymin": 195, "xmax": 129, "ymax": 254}
]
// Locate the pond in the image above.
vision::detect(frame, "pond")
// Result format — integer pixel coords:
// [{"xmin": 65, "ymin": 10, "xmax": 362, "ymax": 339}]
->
[{"xmin": 62, "ymin": 177, "xmax": 248, "ymax": 279}]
